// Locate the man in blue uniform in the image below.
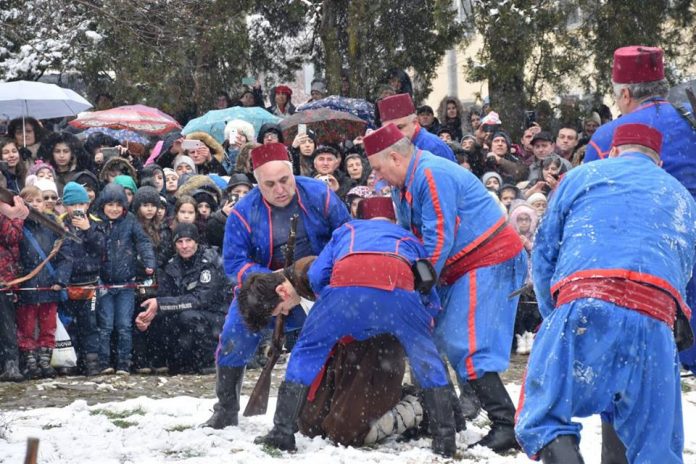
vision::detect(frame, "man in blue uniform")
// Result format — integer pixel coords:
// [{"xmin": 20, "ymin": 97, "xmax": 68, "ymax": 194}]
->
[
  {"xmin": 364, "ymin": 124, "xmax": 528, "ymax": 453},
  {"xmin": 378, "ymin": 93, "xmax": 457, "ymax": 163},
  {"xmin": 516, "ymin": 124, "xmax": 696, "ymax": 464},
  {"xmin": 583, "ymin": 45, "xmax": 696, "ymax": 462},
  {"xmin": 203, "ymin": 143, "xmax": 351, "ymax": 429},
  {"xmin": 240, "ymin": 197, "xmax": 458, "ymax": 456}
]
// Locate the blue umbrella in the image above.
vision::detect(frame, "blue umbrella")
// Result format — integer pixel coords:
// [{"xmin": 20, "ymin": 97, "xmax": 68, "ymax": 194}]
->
[
  {"xmin": 77, "ymin": 127, "xmax": 151, "ymax": 145},
  {"xmin": 181, "ymin": 107, "xmax": 280, "ymax": 143},
  {"xmin": 297, "ymin": 96, "xmax": 376, "ymax": 129}
]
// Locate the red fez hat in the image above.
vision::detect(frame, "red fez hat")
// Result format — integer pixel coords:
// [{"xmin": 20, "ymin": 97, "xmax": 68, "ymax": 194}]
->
[
  {"xmin": 357, "ymin": 197, "xmax": 396, "ymax": 221},
  {"xmin": 378, "ymin": 93, "xmax": 416, "ymax": 122},
  {"xmin": 275, "ymin": 85, "xmax": 293, "ymax": 97},
  {"xmin": 363, "ymin": 124, "xmax": 405, "ymax": 157},
  {"xmin": 611, "ymin": 123, "xmax": 662, "ymax": 155},
  {"xmin": 612, "ymin": 46, "xmax": 664, "ymax": 84},
  {"xmin": 251, "ymin": 143, "xmax": 291, "ymax": 170}
]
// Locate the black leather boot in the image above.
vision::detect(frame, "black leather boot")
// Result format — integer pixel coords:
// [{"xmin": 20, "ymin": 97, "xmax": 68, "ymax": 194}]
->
[
  {"xmin": 447, "ymin": 383, "xmax": 467, "ymax": 432},
  {"xmin": 421, "ymin": 386, "xmax": 458, "ymax": 457},
  {"xmin": 38, "ymin": 347, "xmax": 56, "ymax": 378},
  {"xmin": 0, "ymin": 359, "xmax": 24, "ymax": 382},
  {"xmin": 540, "ymin": 435, "xmax": 585, "ymax": 463},
  {"xmin": 254, "ymin": 381, "xmax": 309, "ymax": 451},
  {"xmin": 84, "ymin": 353, "xmax": 100, "ymax": 377},
  {"xmin": 203, "ymin": 366, "xmax": 245, "ymax": 429},
  {"xmin": 469, "ymin": 372, "xmax": 519, "ymax": 452},
  {"xmin": 458, "ymin": 378, "xmax": 482, "ymax": 419},
  {"xmin": 601, "ymin": 421, "xmax": 628, "ymax": 464}
]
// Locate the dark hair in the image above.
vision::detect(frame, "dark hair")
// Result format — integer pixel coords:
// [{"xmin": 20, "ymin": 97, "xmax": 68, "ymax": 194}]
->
[
  {"xmin": 0, "ymin": 138, "xmax": 28, "ymax": 181},
  {"xmin": 542, "ymin": 155, "xmax": 563, "ymax": 170},
  {"xmin": 312, "ymin": 145, "xmax": 341, "ymax": 159},
  {"xmin": 83, "ymin": 132, "xmax": 120, "ymax": 156},
  {"xmin": 238, "ymin": 272, "xmax": 285, "ymax": 332},
  {"xmin": 8, "ymin": 117, "xmax": 46, "ymax": 144},
  {"xmin": 37, "ymin": 131, "xmax": 92, "ymax": 173}
]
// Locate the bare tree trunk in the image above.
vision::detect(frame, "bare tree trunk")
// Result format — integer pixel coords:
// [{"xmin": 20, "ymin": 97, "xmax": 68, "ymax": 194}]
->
[{"xmin": 320, "ymin": 0, "xmax": 345, "ymax": 96}]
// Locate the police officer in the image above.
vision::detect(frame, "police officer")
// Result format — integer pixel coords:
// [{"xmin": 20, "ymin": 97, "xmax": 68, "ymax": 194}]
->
[
  {"xmin": 205, "ymin": 143, "xmax": 350, "ymax": 429},
  {"xmin": 136, "ymin": 223, "xmax": 231, "ymax": 374}
]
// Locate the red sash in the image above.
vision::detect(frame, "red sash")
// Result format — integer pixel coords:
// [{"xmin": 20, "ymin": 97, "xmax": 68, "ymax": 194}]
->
[{"xmin": 330, "ymin": 253, "xmax": 415, "ymax": 291}]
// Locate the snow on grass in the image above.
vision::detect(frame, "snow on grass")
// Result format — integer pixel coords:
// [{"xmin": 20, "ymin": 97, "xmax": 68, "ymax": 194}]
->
[{"xmin": 1, "ymin": 381, "xmax": 695, "ymax": 463}]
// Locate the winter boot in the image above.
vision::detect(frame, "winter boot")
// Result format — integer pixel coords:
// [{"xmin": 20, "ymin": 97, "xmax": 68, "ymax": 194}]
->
[
  {"xmin": 469, "ymin": 372, "xmax": 519, "ymax": 452},
  {"xmin": 21, "ymin": 350, "xmax": 41, "ymax": 380},
  {"xmin": 203, "ymin": 366, "xmax": 245, "ymax": 429},
  {"xmin": 38, "ymin": 348, "xmax": 56, "ymax": 378},
  {"xmin": 421, "ymin": 387, "xmax": 457, "ymax": 457},
  {"xmin": 458, "ymin": 379, "xmax": 482, "ymax": 419},
  {"xmin": 254, "ymin": 381, "xmax": 309, "ymax": 451},
  {"xmin": 540, "ymin": 435, "xmax": 585, "ymax": 463},
  {"xmin": 447, "ymin": 383, "xmax": 467, "ymax": 432},
  {"xmin": 364, "ymin": 394, "xmax": 424, "ymax": 444},
  {"xmin": 0, "ymin": 359, "xmax": 24, "ymax": 382},
  {"xmin": 601, "ymin": 421, "xmax": 628, "ymax": 464},
  {"xmin": 84, "ymin": 353, "xmax": 100, "ymax": 377}
]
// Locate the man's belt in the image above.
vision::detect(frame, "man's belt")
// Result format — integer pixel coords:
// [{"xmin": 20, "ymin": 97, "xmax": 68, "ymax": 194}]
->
[
  {"xmin": 439, "ymin": 223, "xmax": 523, "ymax": 286},
  {"xmin": 330, "ymin": 253, "xmax": 414, "ymax": 291},
  {"xmin": 555, "ymin": 277, "xmax": 676, "ymax": 328}
]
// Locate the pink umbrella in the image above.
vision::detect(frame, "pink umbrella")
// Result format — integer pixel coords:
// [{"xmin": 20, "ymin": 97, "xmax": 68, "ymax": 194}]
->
[{"xmin": 69, "ymin": 104, "xmax": 181, "ymax": 135}]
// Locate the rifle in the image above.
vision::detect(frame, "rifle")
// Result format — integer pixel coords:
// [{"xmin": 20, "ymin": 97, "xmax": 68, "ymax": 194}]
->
[
  {"xmin": 0, "ymin": 185, "xmax": 81, "ymax": 243},
  {"xmin": 244, "ymin": 214, "xmax": 299, "ymax": 416}
]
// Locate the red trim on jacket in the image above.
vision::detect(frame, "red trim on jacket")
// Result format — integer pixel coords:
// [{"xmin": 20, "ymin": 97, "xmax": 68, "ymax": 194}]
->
[
  {"xmin": 465, "ymin": 270, "xmax": 478, "ymax": 380},
  {"xmin": 424, "ymin": 168, "xmax": 446, "ymax": 267},
  {"xmin": 230, "ymin": 209, "xmax": 251, "ymax": 233}
]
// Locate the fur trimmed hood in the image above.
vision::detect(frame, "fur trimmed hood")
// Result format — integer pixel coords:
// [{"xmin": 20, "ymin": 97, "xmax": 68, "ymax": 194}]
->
[
  {"xmin": 185, "ymin": 131, "xmax": 225, "ymax": 164},
  {"xmin": 175, "ymin": 174, "xmax": 222, "ymax": 204},
  {"xmin": 99, "ymin": 156, "xmax": 138, "ymax": 184}
]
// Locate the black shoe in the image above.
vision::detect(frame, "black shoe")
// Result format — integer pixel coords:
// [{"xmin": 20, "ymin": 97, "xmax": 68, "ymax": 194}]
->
[
  {"xmin": 458, "ymin": 380, "xmax": 482, "ymax": 419},
  {"xmin": 601, "ymin": 421, "xmax": 628, "ymax": 464},
  {"xmin": 37, "ymin": 348, "xmax": 56, "ymax": 378},
  {"xmin": 0, "ymin": 360, "xmax": 24, "ymax": 382},
  {"xmin": 421, "ymin": 386, "xmax": 457, "ymax": 457},
  {"xmin": 21, "ymin": 351, "xmax": 41, "ymax": 380},
  {"xmin": 84, "ymin": 353, "xmax": 101, "ymax": 377},
  {"xmin": 254, "ymin": 381, "xmax": 309, "ymax": 451},
  {"xmin": 469, "ymin": 372, "xmax": 519, "ymax": 453},
  {"xmin": 203, "ymin": 366, "xmax": 245, "ymax": 429},
  {"xmin": 540, "ymin": 435, "xmax": 585, "ymax": 463}
]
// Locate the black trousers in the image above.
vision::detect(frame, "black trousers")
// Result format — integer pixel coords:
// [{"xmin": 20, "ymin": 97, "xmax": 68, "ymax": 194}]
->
[{"xmin": 0, "ymin": 292, "xmax": 19, "ymax": 364}]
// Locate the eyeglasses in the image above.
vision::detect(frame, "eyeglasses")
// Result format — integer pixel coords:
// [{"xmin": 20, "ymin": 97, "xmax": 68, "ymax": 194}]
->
[{"xmin": 43, "ymin": 195, "xmax": 58, "ymax": 201}]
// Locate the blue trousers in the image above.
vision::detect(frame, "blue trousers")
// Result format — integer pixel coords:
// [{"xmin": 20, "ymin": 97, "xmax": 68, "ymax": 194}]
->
[
  {"xmin": 434, "ymin": 252, "xmax": 527, "ymax": 381},
  {"xmin": 285, "ymin": 286, "xmax": 448, "ymax": 389},
  {"xmin": 96, "ymin": 288, "xmax": 135, "ymax": 370},
  {"xmin": 216, "ymin": 298, "xmax": 306, "ymax": 367},
  {"xmin": 61, "ymin": 298, "xmax": 99, "ymax": 356},
  {"xmin": 678, "ymin": 272, "xmax": 696, "ymax": 374},
  {"xmin": 515, "ymin": 299, "xmax": 684, "ymax": 463}
]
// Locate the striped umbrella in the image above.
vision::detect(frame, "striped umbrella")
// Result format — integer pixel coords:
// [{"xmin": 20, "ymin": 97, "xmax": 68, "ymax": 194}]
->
[{"xmin": 69, "ymin": 104, "xmax": 181, "ymax": 135}]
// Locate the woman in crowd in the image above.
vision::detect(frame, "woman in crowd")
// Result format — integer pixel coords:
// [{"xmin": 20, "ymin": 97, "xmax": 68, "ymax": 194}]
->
[
  {"xmin": 8, "ymin": 117, "xmax": 46, "ymax": 161},
  {"xmin": 1, "ymin": 139, "xmax": 28, "ymax": 193}
]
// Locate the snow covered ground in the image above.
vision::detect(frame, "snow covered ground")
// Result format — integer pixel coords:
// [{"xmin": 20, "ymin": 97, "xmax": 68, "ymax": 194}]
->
[{"xmin": 2, "ymin": 381, "xmax": 696, "ymax": 463}]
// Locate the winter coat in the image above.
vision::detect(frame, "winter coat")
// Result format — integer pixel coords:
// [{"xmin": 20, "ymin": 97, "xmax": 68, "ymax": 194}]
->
[
  {"xmin": 0, "ymin": 215, "xmax": 23, "ymax": 283},
  {"xmin": 94, "ymin": 184, "xmax": 156, "ymax": 284},
  {"xmin": 205, "ymin": 209, "xmax": 228, "ymax": 249},
  {"xmin": 155, "ymin": 131, "xmax": 183, "ymax": 169},
  {"xmin": 223, "ymin": 176, "xmax": 351, "ymax": 285},
  {"xmin": 157, "ymin": 246, "xmax": 232, "ymax": 315},
  {"xmin": 18, "ymin": 215, "xmax": 72, "ymax": 304},
  {"xmin": 59, "ymin": 212, "xmax": 105, "ymax": 284}
]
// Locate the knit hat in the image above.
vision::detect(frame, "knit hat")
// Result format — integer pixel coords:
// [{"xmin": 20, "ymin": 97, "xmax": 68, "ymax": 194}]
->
[
  {"xmin": 275, "ymin": 85, "xmax": 293, "ymax": 97},
  {"xmin": 584, "ymin": 112, "xmax": 601, "ymax": 125},
  {"xmin": 163, "ymin": 167, "xmax": 178, "ymax": 180},
  {"xmin": 191, "ymin": 189, "xmax": 219, "ymax": 211},
  {"xmin": 62, "ymin": 182, "xmax": 89, "ymax": 205},
  {"xmin": 141, "ymin": 164, "xmax": 164, "ymax": 182},
  {"xmin": 173, "ymin": 222, "xmax": 199, "ymax": 243},
  {"xmin": 224, "ymin": 119, "xmax": 255, "ymax": 143},
  {"xmin": 310, "ymin": 79, "xmax": 327, "ymax": 94},
  {"xmin": 34, "ymin": 178, "xmax": 58, "ymax": 196},
  {"xmin": 461, "ymin": 133, "xmax": 476, "ymax": 143},
  {"xmin": 29, "ymin": 160, "xmax": 56, "ymax": 178},
  {"xmin": 482, "ymin": 171, "xmax": 503, "ymax": 187},
  {"xmin": 527, "ymin": 192, "xmax": 548, "ymax": 205},
  {"xmin": 70, "ymin": 170, "xmax": 100, "ymax": 193},
  {"xmin": 173, "ymin": 155, "xmax": 197, "ymax": 174},
  {"xmin": 491, "ymin": 131, "xmax": 512, "ymax": 148},
  {"xmin": 612, "ymin": 46, "xmax": 664, "ymax": 84},
  {"xmin": 132, "ymin": 186, "xmax": 162, "ymax": 212},
  {"xmin": 113, "ymin": 175, "xmax": 137, "ymax": 194}
]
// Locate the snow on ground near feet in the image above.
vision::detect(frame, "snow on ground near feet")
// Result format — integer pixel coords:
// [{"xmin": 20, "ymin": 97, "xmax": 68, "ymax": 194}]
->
[{"xmin": 1, "ymin": 381, "xmax": 696, "ymax": 463}]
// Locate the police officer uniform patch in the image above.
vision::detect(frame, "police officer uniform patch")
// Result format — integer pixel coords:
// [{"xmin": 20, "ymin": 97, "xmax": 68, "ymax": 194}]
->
[{"xmin": 200, "ymin": 270, "xmax": 212, "ymax": 283}]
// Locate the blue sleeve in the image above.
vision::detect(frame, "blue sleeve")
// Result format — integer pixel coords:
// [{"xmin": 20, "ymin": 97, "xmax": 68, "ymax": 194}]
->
[
  {"xmin": 223, "ymin": 210, "xmax": 271, "ymax": 284},
  {"xmin": 308, "ymin": 228, "xmax": 340, "ymax": 295},
  {"xmin": 415, "ymin": 167, "xmax": 458, "ymax": 275},
  {"xmin": 531, "ymin": 175, "xmax": 574, "ymax": 318}
]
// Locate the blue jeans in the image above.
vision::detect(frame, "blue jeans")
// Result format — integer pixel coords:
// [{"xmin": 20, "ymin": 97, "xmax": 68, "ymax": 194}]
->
[
  {"xmin": 97, "ymin": 288, "xmax": 135, "ymax": 370},
  {"xmin": 61, "ymin": 298, "xmax": 99, "ymax": 357}
]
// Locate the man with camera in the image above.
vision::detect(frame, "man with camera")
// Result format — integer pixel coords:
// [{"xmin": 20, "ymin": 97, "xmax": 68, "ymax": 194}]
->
[
  {"xmin": 483, "ymin": 131, "xmax": 528, "ymax": 184},
  {"xmin": 204, "ymin": 143, "xmax": 351, "ymax": 429},
  {"xmin": 246, "ymin": 196, "xmax": 458, "ymax": 457}
]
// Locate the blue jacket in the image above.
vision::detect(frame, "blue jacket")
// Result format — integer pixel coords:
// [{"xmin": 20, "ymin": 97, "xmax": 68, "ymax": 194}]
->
[
  {"xmin": 223, "ymin": 176, "xmax": 351, "ymax": 285},
  {"xmin": 307, "ymin": 219, "xmax": 441, "ymax": 310},
  {"xmin": 584, "ymin": 97, "xmax": 696, "ymax": 196},
  {"xmin": 532, "ymin": 151, "xmax": 696, "ymax": 319},
  {"xmin": 18, "ymin": 216, "xmax": 72, "ymax": 304},
  {"xmin": 60, "ymin": 213, "xmax": 105, "ymax": 284},
  {"xmin": 95, "ymin": 183, "xmax": 157, "ymax": 284},
  {"xmin": 396, "ymin": 148, "xmax": 508, "ymax": 275},
  {"xmin": 412, "ymin": 125, "xmax": 456, "ymax": 163}
]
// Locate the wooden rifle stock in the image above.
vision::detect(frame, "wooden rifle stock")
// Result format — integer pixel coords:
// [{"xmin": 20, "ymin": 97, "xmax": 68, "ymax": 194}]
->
[{"xmin": 243, "ymin": 214, "xmax": 298, "ymax": 416}]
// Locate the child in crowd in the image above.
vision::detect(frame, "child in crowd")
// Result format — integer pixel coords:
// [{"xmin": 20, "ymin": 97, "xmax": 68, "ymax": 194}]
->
[
  {"xmin": 59, "ymin": 182, "xmax": 105, "ymax": 376},
  {"xmin": 94, "ymin": 183, "xmax": 156, "ymax": 374},
  {"xmin": 527, "ymin": 192, "xmax": 548, "ymax": 218},
  {"xmin": 482, "ymin": 171, "xmax": 502, "ymax": 193},
  {"xmin": 163, "ymin": 168, "xmax": 179, "ymax": 195},
  {"xmin": 113, "ymin": 175, "xmax": 137, "ymax": 206},
  {"xmin": 34, "ymin": 178, "xmax": 61, "ymax": 216},
  {"xmin": 16, "ymin": 186, "xmax": 72, "ymax": 379},
  {"xmin": 192, "ymin": 189, "xmax": 217, "ymax": 221},
  {"xmin": 141, "ymin": 164, "xmax": 165, "ymax": 193},
  {"xmin": 172, "ymin": 196, "xmax": 198, "ymax": 228}
]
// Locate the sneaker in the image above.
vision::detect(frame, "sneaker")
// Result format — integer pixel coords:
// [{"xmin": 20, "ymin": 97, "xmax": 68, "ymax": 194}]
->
[
  {"xmin": 515, "ymin": 334, "xmax": 527, "ymax": 355},
  {"xmin": 115, "ymin": 369, "xmax": 130, "ymax": 376},
  {"xmin": 524, "ymin": 331, "xmax": 535, "ymax": 352},
  {"xmin": 100, "ymin": 367, "xmax": 115, "ymax": 375}
]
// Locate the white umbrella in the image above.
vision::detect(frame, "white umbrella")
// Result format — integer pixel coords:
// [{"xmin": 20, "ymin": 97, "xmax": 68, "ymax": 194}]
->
[{"xmin": 0, "ymin": 80, "xmax": 92, "ymax": 146}]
